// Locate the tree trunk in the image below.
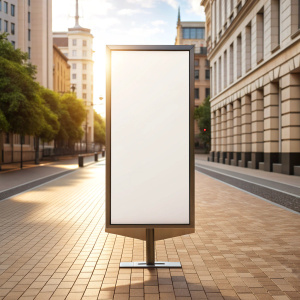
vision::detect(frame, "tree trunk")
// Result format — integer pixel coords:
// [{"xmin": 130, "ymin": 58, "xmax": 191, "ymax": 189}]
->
[
  {"xmin": 35, "ymin": 136, "xmax": 40, "ymax": 164},
  {"xmin": 0, "ymin": 131, "xmax": 3, "ymax": 170}
]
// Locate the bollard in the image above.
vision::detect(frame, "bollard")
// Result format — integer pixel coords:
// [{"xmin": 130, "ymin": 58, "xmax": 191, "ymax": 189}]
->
[
  {"xmin": 102, "ymin": 150, "xmax": 105, "ymax": 157},
  {"xmin": 78, "ymin": 155, "xmax": 84, "ymax": 167},
  {"xmin": 94, "ymin": 152, "xmax": 98, "ymax": 162}
]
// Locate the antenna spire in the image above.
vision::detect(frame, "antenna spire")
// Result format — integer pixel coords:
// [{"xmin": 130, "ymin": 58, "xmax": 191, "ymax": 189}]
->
[
  {"xmin": 177, "ymin": 6, "xmax": 181, "ymax": 24},
  {"xmin": 75, "ymin": 0, "xmax": 79, "ymax": 27}
]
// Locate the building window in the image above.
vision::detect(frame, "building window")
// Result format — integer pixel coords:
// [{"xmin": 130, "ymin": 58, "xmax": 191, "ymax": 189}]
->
[
  {"xmin": 223, "ymin": 50, "xmax": 227, "ymax": 88},
  {"xmin": 83, "ymin": 50, "xmax": 87, "ymax": 57},
  {"xmin": 72, "ymin": 50, "xmax": 77, "ymax": 56},
  {"xmin": 0, "ymin": 0, "xmax": 2, "ymax": 11},
  {"xmin": 205, "ymin": 59, "xmax": 209, "ymax": 67},
  {"xmin": 72, "ymin": 63, "xmax": 76, "ymax": 69},
  {"xmin": 182, "ymin": 27, "xmax": 205, "ymax": 39},
  {"xmin": 237, "ymin": 34, "xmax": 242, "ymax": 78},
  {"xmin": 246, "ymin": 22, "xmax": 252, "ymax": 71},
  {"xmin": 72, "ymin": 74, "xmax": 76, "ymax": 79},
  {"xmin": 205, "ymin": 69, "xmax": 210, "ymax": 80},
  {"xmin": 200, "ymin": 47, "xmax": 207, "ymax": 54},
  {"xmin": 83, "ymin": 40, "xmax": 87, "ymax": 46},
  {"xmin": 298, "ymin": 0, "xmax": 300, "ymax": 29},
  {"xmin": 256, "ymin": 8, "xmax": 264, "ymax": 63},
  {"xmin": 11, "ymin": 4, "xmax": 15, "ymax": 16},
  {"xmin": 82, "ymin": 84, "xmax": 86, "ymax": 89},
  {"xmin": 83, "ymin": 63, "xmax": 87, "ymax": 70},
  {"xmin": 218, "ymin": 56, "xmax": 222, "ymax": 92},
  {"xmin": 4, "ymin": 20, "xmax": 8, "ymax": 32},
  {"xmin": 11, "ymin": 22, "xmax": 15, "ymax": 35},
  {"xmin": 63, "ymin": 53, "xmax": 68, "ymax": 57},
  {"xmin": 28, "ymin": 29, "xmax": 31, "ymax": 41},
  {"xmin": 194, "ymin": 59, "xmax": 199, "ymax": 66},
  {"xmin": 72, "ymin": 39, "xmax": 77, "ymax": 46},
  {"xmin": 237, "ymin": 2, "xmax": 242, "ymax": 13},
  {"xmin": 271, "ymin": 0, "xmax": 280, "ymax": 49},
  {"xmin": 194, "ymin": 70, "xmax": 199, "ymax": 79},
  {"xmin": 5, "ymin": 133, "xmax": 9, "ymax": 144},
  {"xmin": 82, "ymin": 74, "xmax": 87, "ymax": 80},
  {"xmin": 83, "ymin": 93, "xmax": 87, "ymax": 99},
  {"xmin": 195, "ymin": 88, "xmax": 199, "ymax": 99},
  {"xmin": 229, "ymin": 43, "xmax": 234, "ymax": 83},
  {"xmin": 0, "ymin": 19, "xmax": 2, "ymax": 31},
  {"xmin": 205, "ymin": 88, "xmax": 210, "ymax": 98},
  {"xmin": 28, "ymin": 0, "xmax": 30, "ymax": 6},
  {"xmin": 28, "ymin": 47, "xmax": 31, "ymax": 59},
  {"xmin": 28, "ymin": 12, "xmax": 30, "ymax": 23},
  {"xmin": 11, "ymin": 40, "xmax": 15, "ymax": 49},
  {"xmin": 4, "ymin": 1, "xmax": 7, "ymax": 13}
]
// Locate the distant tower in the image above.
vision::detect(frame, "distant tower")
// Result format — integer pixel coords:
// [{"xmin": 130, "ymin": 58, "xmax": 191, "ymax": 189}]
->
[
  {"xmin": 177, "ymin": 6, "xmax": 181, "ymax": 25},
  {"xmin": 53, "ymin": 0, "xmax": 95, "ymax": 146}
]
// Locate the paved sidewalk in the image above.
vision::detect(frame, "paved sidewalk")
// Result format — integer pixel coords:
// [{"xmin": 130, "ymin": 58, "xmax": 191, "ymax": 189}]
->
[
  {"xmin": 0, "ymin": 162, "xmax": 299, "ymax": 299},
  {"xmin": 0, "ymin": 156, "xmax": 99, "ymax": 193}
]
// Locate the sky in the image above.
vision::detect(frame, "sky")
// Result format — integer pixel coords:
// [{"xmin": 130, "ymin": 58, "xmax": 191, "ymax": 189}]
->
[{"xmin": 52, "ymin": 0, "xmax": 205, "ymax": 117}]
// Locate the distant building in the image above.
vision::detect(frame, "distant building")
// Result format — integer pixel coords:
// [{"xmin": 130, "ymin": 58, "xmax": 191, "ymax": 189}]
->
[
  {"xmin": 53, "ymin": 45, "xmax": 70, "ymax": 94},
  {"xmin": 0, "ymin": 0, "xmax": 53, "ymax": 163},
  {"xmin": 175, "ymin": 8, "xmax": 210, "ymax": 146},
  {"xmin": 53, "ymin": 0, "xmax": 94, "ymax": 146},
  {"xmin": 201, "ymin": 0, "xmax": 300, "ymax": 175}
]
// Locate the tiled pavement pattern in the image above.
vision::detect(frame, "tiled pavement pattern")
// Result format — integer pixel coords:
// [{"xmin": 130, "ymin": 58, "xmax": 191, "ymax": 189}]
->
[{"xmin": 0, "ymin": 163, "xmax": 299, "ymax": 299}]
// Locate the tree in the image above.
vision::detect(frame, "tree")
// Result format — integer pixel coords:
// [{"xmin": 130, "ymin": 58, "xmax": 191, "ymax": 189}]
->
[
  {"xmin": 194, "ymin": 96, "xmax": 211, "ymax": 152},
  {"xmin": 0, "ymin": 33, "xmax": 47, "ymax": 165},
  {"xmin": 94, "ymin": 110, "xmax": 105, "ymax": 148},
  {"xmin": 55, "ymin": 93, "xmax": 86, "ymax": 148}
]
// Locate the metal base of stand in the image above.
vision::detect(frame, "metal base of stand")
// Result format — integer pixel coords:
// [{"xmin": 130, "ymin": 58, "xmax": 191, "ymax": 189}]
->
[
  {"xmin": 119, "ymin": 229, "xmax": 182, "ymax": 269},
  {"xmin": 120, "ymin": 262, "xmax": 181, "ymax": 268}
]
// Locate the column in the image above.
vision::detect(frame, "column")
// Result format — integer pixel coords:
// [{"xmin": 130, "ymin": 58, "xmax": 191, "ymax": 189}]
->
[
  {"xmin": 210, "ymin": 111, "xmax": 216, "ymax": 161},
  {"xmin": 281, "ymin": 73, "xmax": 300, "ymax": 175},
  {"xmin": 250, "ymin": 89, "xmax": 264, "ymax": 169},
  {"xmin": 263, "ymin": 82, "xmax": 280, "ymax": 171},
  {"xmin": 232, "ymin": 99, "xmax": 241, "ymax": 165},
  {"xmin": 226, "ymin": 103, "xmax": 233, "ymax": 164},
  {"xmin": 215, "ymin": 109, "xmax": 221, "ymax": 162},
  {"xmin": 220, "ymin": 106, "xmax": 227, "ymax": 163},
  {"xmin": 240, "ymin": 95, "xmax": 251, "ymax": 167}
]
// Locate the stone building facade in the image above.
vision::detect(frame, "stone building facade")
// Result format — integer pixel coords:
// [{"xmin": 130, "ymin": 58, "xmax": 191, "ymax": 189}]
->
[
  {"xmin": 201, "ymin": 0, "xmax": 300, "ymax": 175},
  {"xmin": 0, "ymin": 0, "xmax": 53, "ymax": 164},
  {"xmin": 53, "ymin": 0, "xmax": 94, "ymax": 146},
  {"xmin": 175, "ymin": 9, "xmax": 210, "ymax": 144}
]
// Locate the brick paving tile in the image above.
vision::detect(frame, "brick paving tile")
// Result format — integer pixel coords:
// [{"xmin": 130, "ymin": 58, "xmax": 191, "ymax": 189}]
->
[{"xmin": 0, "ymin": 164, "xmax": 300, "ymax": 299}]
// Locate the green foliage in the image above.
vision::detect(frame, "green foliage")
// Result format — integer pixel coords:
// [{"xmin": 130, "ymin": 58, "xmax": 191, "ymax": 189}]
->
[
  {"xmin": 0, "ymin": 33, "xmax": 88, "ymax": 148},
  {"xmin": 56, "ymin": 94, "xmax": 86, "ymax": 144},
  {"xmin": 0, "ymin": 33, "xmax": 44, "ymax": 135},
  {"xmin": 38, "ymin": 87, "xmax": 60, "ymax": 142},
  {"xmin": 94, "ymin": 110, "xmax": 106, "ymax": 145},
  {"xmin": 194, "ymin": 96, "xmax": 211, "ymax": 151}
]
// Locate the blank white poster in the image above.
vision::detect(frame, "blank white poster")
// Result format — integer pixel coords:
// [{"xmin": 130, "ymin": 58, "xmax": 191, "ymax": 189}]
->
[{"xmin": 110, "ymin": 50, "xmax": 190, "ymax": 224}]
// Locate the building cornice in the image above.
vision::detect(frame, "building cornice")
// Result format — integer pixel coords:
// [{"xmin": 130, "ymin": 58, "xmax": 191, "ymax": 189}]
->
[{"xmin": 208, "ymin": 0, "xmax": 258, "ymax": 60}]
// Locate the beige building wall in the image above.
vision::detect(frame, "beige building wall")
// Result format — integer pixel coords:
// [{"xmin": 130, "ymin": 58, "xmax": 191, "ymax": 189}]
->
[
  {"xmin": 175, "ymin": 11, "xmax": 210, "ymax": 143},
  {"xmin": 201, "ymin": 0, "xmax": 300, "ymax": 175},
  {"xmin": 53, "ymin": 45, "xmax": 70, "ymax": 93},
  {"xmin": 0, "ymin": 0, "xmax": 53, "ymax": 163}
]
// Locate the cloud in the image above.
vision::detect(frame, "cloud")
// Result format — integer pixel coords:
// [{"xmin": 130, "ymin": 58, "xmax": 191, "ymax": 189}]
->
[
  {"xmin": 117, "ymin": 8, "xmax": 147, "ymax": 16},
  {"xmin": 151, "ymin": 20, "xmax": 166, "ymax": 26},
  {"xmin": 186, "ymin": 0, "xmax": 206, "ymax": 18},
  {"xmin": 127, "ymin": 0, "xmax": 156, "ymax": 8},
  {"xmin": 127, "ymin": 0, "xmax": 178, "ymax": 9},
  {"xmin": 162, "ymin": 0, "xmax": 178, "ymax": 9}
]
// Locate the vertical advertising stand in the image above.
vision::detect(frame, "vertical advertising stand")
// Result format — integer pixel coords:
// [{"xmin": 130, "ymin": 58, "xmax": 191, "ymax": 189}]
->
[{"xmin": 106, "ymin": 45, "xmax": 195, "ymax": 268}]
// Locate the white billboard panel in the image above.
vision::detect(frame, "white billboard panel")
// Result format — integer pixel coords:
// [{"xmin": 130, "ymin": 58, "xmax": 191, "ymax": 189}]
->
[{"xmin": 106, "ymin": 46, "xmax": 194, "ymax": 228}]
